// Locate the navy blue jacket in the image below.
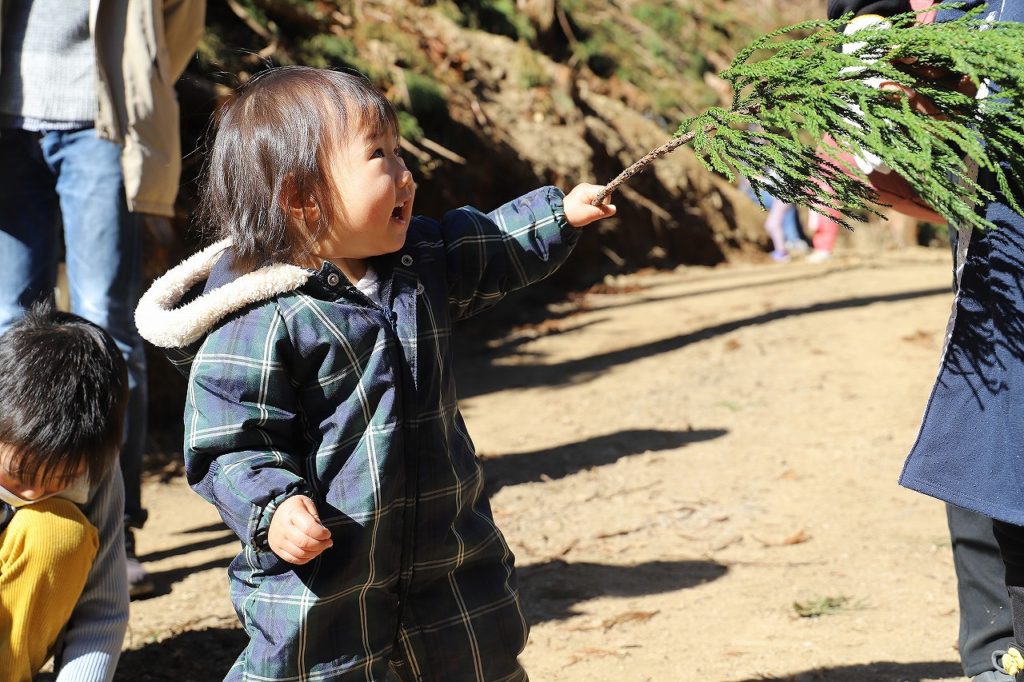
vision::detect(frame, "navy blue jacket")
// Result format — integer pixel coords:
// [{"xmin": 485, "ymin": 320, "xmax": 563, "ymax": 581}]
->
[{"xmin": 889, "ymin": 0, "xmax": 1024, "ymax": 523}]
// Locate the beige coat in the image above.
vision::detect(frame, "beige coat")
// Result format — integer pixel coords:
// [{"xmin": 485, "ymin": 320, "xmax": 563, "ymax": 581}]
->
[
  {"xmin": 0, "ymin": 0, "xmax": 204, "ymax": 216},
  {"xmin": 93, "ymin": 0, "xmax": 205, "ymax": 216}
]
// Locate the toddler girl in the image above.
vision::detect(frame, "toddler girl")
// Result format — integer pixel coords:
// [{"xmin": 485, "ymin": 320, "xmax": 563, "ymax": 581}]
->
[{"xmin": 135, "ymin": 66, "xmax": 614, "ymax": 681}]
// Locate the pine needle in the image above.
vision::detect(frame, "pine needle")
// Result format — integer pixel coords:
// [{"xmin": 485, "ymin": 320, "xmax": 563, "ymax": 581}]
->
[{"xmin": 594, "ymin": 6, "xmax": 1024, "ymax": 230}]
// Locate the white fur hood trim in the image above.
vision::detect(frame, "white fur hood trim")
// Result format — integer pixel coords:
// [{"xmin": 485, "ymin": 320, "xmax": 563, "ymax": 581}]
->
[{"xmin": 135, "ymin": 239, "xmax": 312, "ymax": 349}]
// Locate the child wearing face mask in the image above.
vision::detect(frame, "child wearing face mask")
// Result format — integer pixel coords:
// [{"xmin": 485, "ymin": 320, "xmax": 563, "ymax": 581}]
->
[
  {"xmin": 134, "ymin": 65, "xmax": 615, "ymax": 681},
  {"xmin": 0, "ymin": 304, "xmax": 130, "ymax": 682}
]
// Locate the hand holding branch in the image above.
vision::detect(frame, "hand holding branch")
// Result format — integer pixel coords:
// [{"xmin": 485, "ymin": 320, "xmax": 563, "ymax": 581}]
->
[
  {"xmin": 565, "ymin": 183, "xmax": 616, "ymax": 226},
  {"xmin": 586, "ymin": 8, "xmax": 1024, "ymax": 230}
]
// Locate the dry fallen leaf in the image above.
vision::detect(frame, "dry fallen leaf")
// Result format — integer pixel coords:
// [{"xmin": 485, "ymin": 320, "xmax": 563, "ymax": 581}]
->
[
  {"xmin": 563, "ymin": 647, "xmax": 621, "ymax": 667},
  {"xmin": 901, "ymin": 329, "xmax": 934, "ymax": 346},
  {"xmin": 601, "ymin": 610, "xmax": 660, "ymax": 631},
  {"xmin": 782, "ymin": 529, "xmax": 812, "ymax": 545}
]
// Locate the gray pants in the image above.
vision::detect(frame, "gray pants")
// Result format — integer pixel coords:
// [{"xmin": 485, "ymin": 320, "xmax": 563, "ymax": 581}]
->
[{"xmin": 949, "ymin": 504, "xmax": 1015, "ymax": 677}]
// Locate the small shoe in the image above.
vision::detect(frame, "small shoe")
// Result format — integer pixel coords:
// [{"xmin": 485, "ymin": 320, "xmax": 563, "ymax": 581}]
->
[
  {"xmin": 127, "ymin": 556, "xmax": 155, "ymax": 598},
  {"xmin": 771, "ymin": 249, "xmax": 790, "ymax": 263},
  {"xmin": 990, "ymin": 647, "xmax": 1024, "ymax": 681},
  {"xmin": 806, "ymin": 249, "xmax": 832, "ymax": 263},
  {"xmin": 125, "ymin": 528, "xmax": 156, "ymax": 599}
]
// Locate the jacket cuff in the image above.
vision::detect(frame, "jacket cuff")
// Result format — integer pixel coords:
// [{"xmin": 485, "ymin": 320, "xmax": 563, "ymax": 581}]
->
[
  {"xmin": 544, "ymin": 184, "xmax": 569, "ymax": 227},
  {"xmin": 539, "ymin": 186, "xmax": 580, "ymax": 244},
  {"xmin": 249, "ymin": 481, "xmax": 314, "ymax": 551},
  {"xmin": 543, "ymin": 185, "xmax": 569, "ymax": 227}
]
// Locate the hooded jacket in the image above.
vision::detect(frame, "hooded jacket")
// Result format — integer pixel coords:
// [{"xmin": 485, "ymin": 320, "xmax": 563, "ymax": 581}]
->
[{"xmin": 136, "ymin": 187, "xmax": 576, "ymax": 680}]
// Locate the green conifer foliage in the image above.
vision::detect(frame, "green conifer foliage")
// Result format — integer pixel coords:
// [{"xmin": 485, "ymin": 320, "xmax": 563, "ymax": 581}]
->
[{"xmin": 595, "ymin": 7, "xmax": 1024, "ymax": 230}]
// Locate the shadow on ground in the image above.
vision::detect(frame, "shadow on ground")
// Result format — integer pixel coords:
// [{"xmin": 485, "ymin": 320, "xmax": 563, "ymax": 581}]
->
[
  {"xmin": 519, "ymin": 558, "xmax": 727, "ymax": 625},
  {"xmin": 117, "ymin": 559, "xmax": 728, "ymax": 678},
  {"xmin": 134, "ymin": 556, "xmax": 234, "ymax": 599},
  {"xmin": 115, "ymin": 635, "xmax": 962, "ymax": 682},
  {"xmin": 729, "ymin": 660, "xmax": 962, "ymax": 681},
  {"xmin": 482, "ymin": 427, "xmax": 727, "ymax": 494},
  {"xmin": 456, "ymin": 286, "xmax": 948, "ymax": 399},
  {"xmin": 469, "ymin": 263, "xmax": 867, "ymax": 360},
  {"xmin": 115, "ymin": 628, "xmax": 244, "ymax": 681},
  {"xmin": 128, "ymin": 522, "xmax": 238, "ymax": 600},
  {"xmin": 138, "ymin": 531, "xmax": 236, "ymax": 563}
]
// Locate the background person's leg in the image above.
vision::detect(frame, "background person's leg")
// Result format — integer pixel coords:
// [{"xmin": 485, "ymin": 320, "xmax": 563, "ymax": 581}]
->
[
  {"xmin": 948, "ymin": 505, "xmax": 1015, "ymax": 679},
  {"xmin": 782, "ymin": 205, "xmax": 809, "ymax": 253},
  {"xmin": 0, "ymin": 499, "xmax": 98, "ymax": 680},
  {"xmin": 764, "ymin": 199, "xmax": 791, "ymax": 261},
  {"xmin": 44, "ymin": 128, "xmax": 152, "ymax": 596},
  {"xmin": 804, "ymin": 210, "xmax": 840, "ymax": 263},
  {"xmin": 0, "ymin": 129, "xmax": 60, "ymax": 331},
  {"xmin": 992, "ymin": 520, "xmax": 1024, "ymax": 681}
]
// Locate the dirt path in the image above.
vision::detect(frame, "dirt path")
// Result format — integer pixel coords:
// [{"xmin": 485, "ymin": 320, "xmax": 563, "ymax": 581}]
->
[{"xmin": 117, "ymin": 247, "xmax": 971, "ymax": 682}]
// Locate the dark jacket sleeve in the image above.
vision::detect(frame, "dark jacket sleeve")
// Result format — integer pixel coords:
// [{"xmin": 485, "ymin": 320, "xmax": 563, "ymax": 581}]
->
[
  {"xmin": 435, "ymin": 185, "xmax": 579, "ymax": 321},
  {"xmin": 183, "ymin": 304, "xmax": 311, "ymax": 549},
  {"xmin": 828, "ymin": 0, "xmax": 910, "ymax": 19}
]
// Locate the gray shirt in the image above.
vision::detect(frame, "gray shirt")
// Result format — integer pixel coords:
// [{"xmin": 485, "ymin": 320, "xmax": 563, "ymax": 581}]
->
[
  {"xmin": 52, "ymin": 467, "xmax": 129, "ymax": 682},
  {"xmin": 0, "ymin": 0, "xmax": 96, "ymax": 129}
]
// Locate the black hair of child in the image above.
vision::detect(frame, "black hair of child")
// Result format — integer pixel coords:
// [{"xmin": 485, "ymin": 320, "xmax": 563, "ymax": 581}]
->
[
  {"xmin": 200, "ymin": 66, "xmax": 401, "ymax": 271},
  {"xmin": 0, "ymin": 302, "xmax": 129, "ymax": 485}
]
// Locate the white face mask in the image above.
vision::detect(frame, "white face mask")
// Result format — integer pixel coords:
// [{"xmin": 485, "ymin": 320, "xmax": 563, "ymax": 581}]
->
[
  {"xmin": 0, "ymin": 481, "xmax": 56, "ymax": 508},
  {"xmin": 0, "ymin": 474, "xmax": 90, "ymax": 508}
]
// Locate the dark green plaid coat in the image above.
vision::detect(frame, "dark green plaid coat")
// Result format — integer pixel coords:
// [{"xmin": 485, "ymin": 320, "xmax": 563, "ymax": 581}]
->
[{"xmin": 136, "ymin": 187, "xmax": 576, "ymax": 681}]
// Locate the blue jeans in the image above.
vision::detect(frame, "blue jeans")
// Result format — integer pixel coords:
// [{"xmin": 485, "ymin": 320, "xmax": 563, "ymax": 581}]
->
[{"xmin": 0, "ymin": 127, "xmax": 148, "ymax": 526}]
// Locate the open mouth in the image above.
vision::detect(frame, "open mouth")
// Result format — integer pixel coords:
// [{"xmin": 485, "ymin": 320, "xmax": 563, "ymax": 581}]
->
[{"xmin": 391, "ymin": 201, "xmax": 410, "ymax": 222}]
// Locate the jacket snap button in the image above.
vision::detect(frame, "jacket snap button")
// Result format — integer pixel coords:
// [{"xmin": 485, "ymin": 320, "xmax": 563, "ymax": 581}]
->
[
  {"xmin": 400, "ymin": 255, "xmax": 413, "ymax": 266},
  {"xmin": 327, "ymin": 273, "xmax": 340, "ymax": 286}
]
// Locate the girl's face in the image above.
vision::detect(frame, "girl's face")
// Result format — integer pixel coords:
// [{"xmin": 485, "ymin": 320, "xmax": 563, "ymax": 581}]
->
[{"xmin": 313, "ymin": 123, "xmax": 415, "ymax": 266}]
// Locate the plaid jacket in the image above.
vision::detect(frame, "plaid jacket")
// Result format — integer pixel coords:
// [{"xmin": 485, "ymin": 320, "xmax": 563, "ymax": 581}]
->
[{"xmin": 135, "ymin": 187, "xmax": 577, "ymax": 681}]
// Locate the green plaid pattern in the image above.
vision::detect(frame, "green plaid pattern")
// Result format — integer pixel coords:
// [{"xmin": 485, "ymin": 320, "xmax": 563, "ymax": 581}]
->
[{"xmin": 181, "ymin": 187, "xmax": 575, "ymax": 681}]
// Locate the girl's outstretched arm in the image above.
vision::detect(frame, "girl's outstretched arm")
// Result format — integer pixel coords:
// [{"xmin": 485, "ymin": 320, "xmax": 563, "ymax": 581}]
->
[{"xmin": 425, "ymin": 185, "xmax": 611, "ymax": 321}]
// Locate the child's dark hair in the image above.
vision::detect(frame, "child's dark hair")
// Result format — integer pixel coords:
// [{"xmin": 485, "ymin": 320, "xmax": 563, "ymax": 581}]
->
[
  {"xmin": 201, "ymin": 66, "xmax": 400, "ymax": 270},
  {"xmin": 0, "ymin": 303, "xmax": 129, "ymax": 484}
]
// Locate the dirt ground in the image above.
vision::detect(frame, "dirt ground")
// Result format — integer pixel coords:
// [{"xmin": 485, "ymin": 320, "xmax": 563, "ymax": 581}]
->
[{"xmin": 115, "ymin": 241, "xmax": 978, "ymax": 682}]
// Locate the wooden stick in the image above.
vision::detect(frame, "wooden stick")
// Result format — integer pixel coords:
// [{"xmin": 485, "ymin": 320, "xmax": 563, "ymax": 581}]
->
[
  {"xmin": 592, "ymin": 130, "xmax": 701, "ymax": 205},
  {"xmin": 591, "ymin": 108, "xmax": 754, "ymax": 205}
]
